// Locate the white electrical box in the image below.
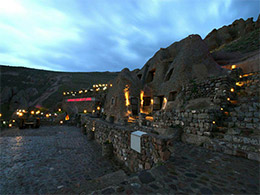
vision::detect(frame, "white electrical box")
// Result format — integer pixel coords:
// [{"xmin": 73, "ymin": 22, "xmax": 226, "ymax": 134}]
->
[{"xmin": 131, "ymin": 131, "xmax": 147, "ymax": 153}]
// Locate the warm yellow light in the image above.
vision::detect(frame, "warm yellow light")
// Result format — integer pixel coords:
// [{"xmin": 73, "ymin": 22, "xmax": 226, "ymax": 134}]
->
[
  {"xmin": 65, "ymin": 115, "xmax": 69, "ymax": 120},
  {"xmin": 220, "ymin": 108, "xmax": 223, "ymax": 111},
  {"xmin": 46, "ymin": 114, "xmax": 49, "ymax": 118},
  {"xmin": 84, "ymin": 110, "xmax": 87, "ymax": 113},
  {"xmin": 63, "ymin": 92, "xmax": 66, "ymax": 95},
  {"xmin": 97, "ymin": 106, "xmax": 100, "ymax": 110},
  {"xmin": 124, "ymin": 85, "xmax": 130, "ymax": 107},
  {"xmin": 93, "ymin": 85, "xmax": 95, "ymax": 88},
  {"xmin": 18, "ymin": 112, "xmax": 23, "ymax": 117},
  {"xmin": 0, "ymin": 113, "xmax": 2, "ymax": 117},
  {"xmin": 231, "ymin": 65, "xmax": 236, "ymax": 69},
  {"xmin": 239, "ymin": 75, "xmax": 242, "ymax": 78},
  {"xmin": 85, "ymin": 90, "xmax": 87, "ymax": 93},
  {"xmin": 227, "ymin": 98, "xmax": 230, "ymax": 101},
  {"xmin": 151, "ymin": 99, "xmax": 154, "ymax": 105},
  {"xmin": 9, "ymin": 124, "xmax": 12, "ymax": 127},
  {"xmin": 236, "ymin": 82, "xmax": 244, "ymax": 87},
  {"xmin": 110, "ymin": 84, "xmax": 112, "ymax": 87},
  {"xmin": 58, "ymin": 108, "xmax": 61, "ymax": 112},
  {"xmin": 60, "ymin": 120, "xmax": 63, "ymax": 124},
  {"xmin": 92, "ymin": 110, "xmax": 95, "ymax": 113},
  {"xmin": 12, "ymin": 120, "xmax": 15, "ymax": 123},
  {"xmin": 162, "ymin": 97, "xmax": 168, "ymax": 110},
  {"xmin": 36, "ymin": 110, "xmax": 40, "ymax": 115},
  {"xmin": 79, "ymin": 90, "xmax": 83, "ymax": 94},
  {"xmin": 22, "ymin": 110, "xmax": 26, "ymax": 113},
  {"xmin": 212, "ymin": 121, "xmax": 216, "ymax": 124},
  {"xmin": 99, "ymin": 84, "xmax": 102, "ymax": 87},
  {"xmin": 230, "ymin": 88, "xmax": 234, "ymax": 92}
]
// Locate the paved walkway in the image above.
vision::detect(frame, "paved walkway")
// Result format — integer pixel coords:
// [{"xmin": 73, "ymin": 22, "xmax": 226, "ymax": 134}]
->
[
  {"xmin": 1, "ymin": 126, "xmax": 259, "ymax": 194},
  {"xmin": 0, "ymin": 126, "xmax": 117, "ymax": 194},
  {"xmin": 93, "ymin": 142, "xmax": 260, "ymax": 194}
]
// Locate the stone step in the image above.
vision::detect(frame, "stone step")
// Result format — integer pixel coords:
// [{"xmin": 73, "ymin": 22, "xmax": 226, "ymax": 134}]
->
[
  {"xmin": 204, "ymin": 139, "xmax": 260, "ymax": 161},
  {"xmin": 223, "ymin": 134, "xmax": 260, "ymax": 146}
]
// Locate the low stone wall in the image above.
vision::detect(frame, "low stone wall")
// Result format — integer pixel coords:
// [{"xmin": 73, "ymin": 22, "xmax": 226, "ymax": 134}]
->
[{"xmin": 81, "ymin": 116, "xmax": 172, "ymax": 172}]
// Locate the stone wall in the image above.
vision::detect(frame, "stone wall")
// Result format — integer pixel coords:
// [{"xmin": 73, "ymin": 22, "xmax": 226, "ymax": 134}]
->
[
  {"xmin": 81, "ymin": 116, "xmax": 172, "ymax": 172},
  {"xmin": 153, "ymin": 71, "xmax": 260, "ymax": 161}
]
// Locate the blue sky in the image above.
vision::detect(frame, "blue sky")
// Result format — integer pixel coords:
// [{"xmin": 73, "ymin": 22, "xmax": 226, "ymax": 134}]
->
[{"xmin": 0, "ymin": 0, "xmax": 259, "ymax": 72}]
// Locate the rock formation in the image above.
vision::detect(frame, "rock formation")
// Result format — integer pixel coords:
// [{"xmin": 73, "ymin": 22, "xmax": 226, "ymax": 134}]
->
[
  {"xmin": 104, "ymin": 68, "xmax": 142, "ymax": 123},
  {"xmin": 204, "ymin": 16, "xmax": 260, "ymax": 51}
]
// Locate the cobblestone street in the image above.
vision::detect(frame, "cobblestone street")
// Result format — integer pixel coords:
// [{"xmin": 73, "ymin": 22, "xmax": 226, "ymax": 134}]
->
[
  {"xmin": 93, "ymin": 142, "xmax": 260, "ymax": 194},
  {"xmin": 1, "ymin": 125, "xmax": 260, "ymax": 194},
  {"xmin": 0, "ymin": 126, "xmax": 117, "ymax": 194}
]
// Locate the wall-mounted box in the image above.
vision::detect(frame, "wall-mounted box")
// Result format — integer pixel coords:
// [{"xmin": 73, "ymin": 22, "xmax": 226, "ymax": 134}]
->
[{"xmin": 131, "ymin": 131, "xmax": 147, "ymax": 153}]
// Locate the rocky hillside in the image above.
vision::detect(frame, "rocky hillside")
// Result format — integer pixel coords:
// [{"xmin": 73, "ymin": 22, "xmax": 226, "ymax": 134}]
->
[
  {"xmin": 204, "ymin": 16, "xmax": 260, "ymax": 72},
  {"xmin": 0, "ymin": 65, "xmax": 118, "ymax": 118}
]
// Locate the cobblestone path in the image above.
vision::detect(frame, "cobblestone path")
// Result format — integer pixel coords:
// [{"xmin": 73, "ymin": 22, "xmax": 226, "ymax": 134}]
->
[
  {"xmin": 0, "ymin": 126, "xmax": 117, "ymax": 194},
  {"xmin": 93, "ymin": 142, "xmax": 260, "ymax": 194}
]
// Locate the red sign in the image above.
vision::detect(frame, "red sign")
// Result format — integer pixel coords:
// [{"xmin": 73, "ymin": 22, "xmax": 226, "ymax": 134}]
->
[{"xmin": 66, "ymin": 98, "xmax": 92, "ymax": 102}]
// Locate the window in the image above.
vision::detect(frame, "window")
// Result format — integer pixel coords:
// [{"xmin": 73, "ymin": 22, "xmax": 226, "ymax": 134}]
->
[
  {"xmin": 153, "ymin": 96, "xmax": 164, "ymax": 110},
  {"xmin": 168, "ymin": 91, "xmax": 177, "ymax": 101},
  {"xmin": 111, "ymin": 97, "xmax": 115, "ymax": 105},
  {"xmin": 165, "ymin": 68, "xmax": 173, "ymax": 81},
  {"xmin": 146, "ymin": 69, "xmax": 156, "ymax": 83},
  {"xmin": 143, "ymin": 97, "xmax": 151, "ymax": 106}
]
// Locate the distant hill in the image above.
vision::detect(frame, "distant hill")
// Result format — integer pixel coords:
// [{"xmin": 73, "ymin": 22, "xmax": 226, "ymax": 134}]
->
[{"xmin": 0, "ymin": 65, "xmax": 118, "ymax": 119}]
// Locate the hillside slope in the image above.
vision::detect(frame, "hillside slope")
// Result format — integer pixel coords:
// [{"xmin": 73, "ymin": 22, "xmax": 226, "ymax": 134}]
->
[{"xmin": 0, "ymin": 65, "xmax": 118, "ymax": 118}]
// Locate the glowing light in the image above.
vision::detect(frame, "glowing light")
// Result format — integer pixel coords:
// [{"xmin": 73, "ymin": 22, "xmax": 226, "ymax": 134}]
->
[
  {"xmin": 84, "ymin": 110, "xmax": 87, "ymax": 113},
  {"xmin": 140, "ymin": 90, "xmax": 144, "ymax": 113},
  {"xmin": 212, "ymin": 121, "xmax": 216, "ymax": 124},
  {"xmin": 145, "ymin": 116, "xmax": 154, "ymax": 121},
  {"xmin": 151, "ymin": 99, "xmax": 154, "ymax": 105},
  {"xmin": 239, "ymin": 75, "xmax": 242, "ymax": 78},
  {"xmin": 230, "ymin": 88, "xmax": 234, "ymax": 92},
  {"xmin": 124, "ymin": 85, "xmax": 130, "ymax": 107},
  {"xmin": 16, "ymin": 112, "xmax": 19, "ymax": 115},
  {"xmin": 93, "ymin": 85, "xmax": 95, "ymax": 88},
  {"xmin": 3, "ymin": 121, "xmax": 6, "ymax": 124},
  {"xmin": 231, "ymin": 65, "xmax": 236, "ymax": 69},
  {"xmin": 36, "ymin": 110, "xmax": 40, "ymax": 115},
  {"xmin": 162, "ymin": 97, "xmax": 168, "ymax": 110},
  {"xmin": 0, "ymin": 113, "xmax": 1, "ymax": 117},
  {"xmin": 110, "ymin": 84, "xmax": 113, "ymax": 87},
  {"xmin": 227, "ymin": 98, "xmax": 230, "ymax": 101},
  {"xmin": 79, "ymin": 90, "xmax": 83, "ymax": 94},
  {"xmin": 18, "ymin": 112, "xmax": 23, "ymax": 117},
  {"xmin": 60, "ymin": 120, "xmax": 63, "ymax": 124},
  {"xmin": 9, "ymin": 124, "xmax": 12, "ymax": 127},
  {"xmin": 63, "ymin": 92, "xmax": 66, "ymax": 95},
  {"xmin": 65, "ymin": 115, "xmax": 69, "ymax": 120},
  {"xmin": 67, "ymin": 98, "xmax": 92, "ymax": 102},
  {"xmin": 12, "ymin": 120, "xmax": 15, "ymax": 123},
  {"xmin": 92, "ymin": 110, "xmax": 95, "ymax": 113},
  {"xmin": 85, "ymin": 90, "xmax": 87, "ymax": 93},
  {"xmin": 41, "ymin": 112, "xmax": 43, "ymax": 115},
  {"xmin": 220, "ymin": 108, "xmax": 223, "ymax": 111},
  {"xmin": 46, "ymin": 114, "xmax": 49, "ymax": 118},
  {"xmin": 58, "ymin": 108, "xmax": 61, "ymax": 112},
  {"xmin": 22, "ymin": 110, "xmax": 26, "ymax": 113},
  {"xmin": 97, "ymin": 106, "xmax": 100, "ymax": 111}
]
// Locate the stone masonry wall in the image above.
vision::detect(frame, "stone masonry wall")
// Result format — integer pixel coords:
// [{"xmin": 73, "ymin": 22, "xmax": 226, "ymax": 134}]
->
[
  {"xmin": 81, "ymin": 116, "xmax": 172, "ymax": 172},
  {"xmin": 153, "ymin": 71, "xmax": 260, "ymax": 161}
]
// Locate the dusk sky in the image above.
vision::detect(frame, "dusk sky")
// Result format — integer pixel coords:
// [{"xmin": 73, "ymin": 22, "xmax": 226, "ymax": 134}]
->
[{"xmin": 0, "ymin": 0, "xmax": 259, "ymax": 72}]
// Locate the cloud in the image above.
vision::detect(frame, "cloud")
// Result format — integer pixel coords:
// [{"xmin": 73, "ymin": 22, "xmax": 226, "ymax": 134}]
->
[{"xmin": 0, "ymin": 0, "xmax": 259, "ymax": 72}]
